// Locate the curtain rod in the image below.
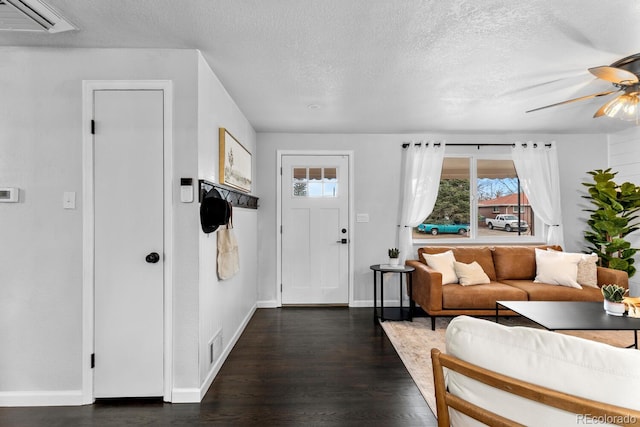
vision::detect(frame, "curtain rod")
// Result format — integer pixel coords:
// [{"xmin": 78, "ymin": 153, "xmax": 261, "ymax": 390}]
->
[{"xmin": 401, "ymin": 142, "xmax": 552, "ymax": 148}]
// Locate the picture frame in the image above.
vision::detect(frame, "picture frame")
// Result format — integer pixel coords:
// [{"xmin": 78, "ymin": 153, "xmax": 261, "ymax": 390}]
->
[{"xmin": 219, "ymin": 128, "xmax": 252, "ymax": 193}]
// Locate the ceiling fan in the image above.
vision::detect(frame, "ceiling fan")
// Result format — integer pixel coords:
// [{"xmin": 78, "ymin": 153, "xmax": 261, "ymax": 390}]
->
[{"xmin": 526, "ymin": 53, "xmax": 640, "ymax": 121}]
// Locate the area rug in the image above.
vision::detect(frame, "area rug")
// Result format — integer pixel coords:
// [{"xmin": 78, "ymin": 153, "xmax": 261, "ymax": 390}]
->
[{"xmin": 380, "ymin": 316, "xmax": 637, "ymax": 416}]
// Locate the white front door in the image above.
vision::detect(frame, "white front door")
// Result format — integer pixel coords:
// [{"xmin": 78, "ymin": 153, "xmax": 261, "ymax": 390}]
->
[
  {"xmin": 93, "ymin": 89, "xmax": 165, "ymax": 397},
  {"xmin": 281, "ymin": 155, "xmax": 350, "ymax": 304}
]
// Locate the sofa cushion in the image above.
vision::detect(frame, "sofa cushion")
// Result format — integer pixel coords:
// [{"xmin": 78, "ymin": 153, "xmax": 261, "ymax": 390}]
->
[
  {"xmin": 445, "ymin": 316, "xmax": 640, "ymax": 425},
  {"xmin": 442, "ymin": 281, "xmax": 527, "ymax": 309},
  {"xmin": 492, "ymin": 245, "xmax": 562, "ymax": 281},
  {"xmin": 534, "ymin": 248, "xmax": 583, "ymax": 289},
  {"xmin": 501, "ymin": 279, "xmax": 604, "ymax": 302},
  {"xmin": 422, "ymin": 250, "xmax": 458, "ymax": 284},
  {"xmin": 549, "ymin": 249, "xmax": 599, "ymax": 288},
  {"xmin": 418, "ymin": 246, "xmax": 496, "ymax": 281},
  {"xmin": 577, "ymin": 253, "xmax": 598, "ymax": 288},
  {"xmin": 454, "ymin": 261, "xmax": 490, "ymax": 286}
]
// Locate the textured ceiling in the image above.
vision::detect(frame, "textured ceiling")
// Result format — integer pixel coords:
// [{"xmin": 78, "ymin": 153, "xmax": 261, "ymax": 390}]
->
[{"xmin": 3, "ymin": 0, "xmax": 640, "ymax": 134}]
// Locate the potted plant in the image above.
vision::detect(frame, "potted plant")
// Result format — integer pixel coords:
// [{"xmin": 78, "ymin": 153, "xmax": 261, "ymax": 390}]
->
[
  {"xmin": 583, "ymin": 168, "xmax": 640, "ymax": 278},
  {"xmin": 388, "ymin": 248, "xmax": 400, "ymax": 266},
  {"xmin": 601, "ymin": 284, "xmax": 628, "ymax": 316}
]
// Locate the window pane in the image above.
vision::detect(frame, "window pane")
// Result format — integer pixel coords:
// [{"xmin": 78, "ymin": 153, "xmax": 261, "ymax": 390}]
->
[
  {"xmin": 309, "ymin": 168, "xmax": 322, "ymax": 180},
  {"xmin": 292, "ymin": 166, "xmax": 339, "ymax": 198},
  {"xmin": 306, "ymin": 168, "xmax": 321, "ymax": 197},
  {"xmin": 415, "ymin": 158, "xmax": 471, "ymax": 239},
  {"xmin": 292, "ymin": 168, "xmax": 307, "ymax": 196},
  {"xmin": 477, "ymin": 159, "xmax": 534, "ymax": 237},
  {"xmin": 323, "ymin": 167, "xmax": 337, "ymax": 197},
  {"xmin": 324, "ymin": 167, "xmax": 337, "ymax": 180},
  {"xmin": 323, "ymin": 182, "xmax": 337, "ymax": 197},
  {"xmin": 293, "ymin": 168, "xmax": 307, "ymax": 180}
]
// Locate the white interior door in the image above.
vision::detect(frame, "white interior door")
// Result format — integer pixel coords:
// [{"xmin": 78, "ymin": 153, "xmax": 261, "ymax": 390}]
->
[
  {"xmin": 93, "ymin": 89, "xmax": 164, "ymax": 397},
  {"xmin": 281, "ymin": 155, "xmax": 349, "ymax": 304}
]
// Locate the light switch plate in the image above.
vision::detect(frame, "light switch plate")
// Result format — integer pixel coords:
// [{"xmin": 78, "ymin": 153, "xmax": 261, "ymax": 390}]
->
[
  {"xmin": 63, "ymin": 191, "xmax": 76, "ymax": 209},
  {"xmin": 356, "ymin": 213, "xmax": 369, "ymax": 223}
]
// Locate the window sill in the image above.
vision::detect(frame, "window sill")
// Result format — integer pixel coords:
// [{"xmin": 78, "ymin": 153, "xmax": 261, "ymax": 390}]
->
[{"xmin": 412, "ymin": 236, "xmax": 547, "ymax": 246}]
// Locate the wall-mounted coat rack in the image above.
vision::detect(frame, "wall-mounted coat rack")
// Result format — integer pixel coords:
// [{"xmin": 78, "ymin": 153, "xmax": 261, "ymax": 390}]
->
[{"xmin": 199, "ymin": 179, "xmax": 259, "ymax": 209}]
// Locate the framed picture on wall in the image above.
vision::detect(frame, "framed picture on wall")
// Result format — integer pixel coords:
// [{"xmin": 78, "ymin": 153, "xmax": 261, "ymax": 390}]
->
[{"xmin": 219, "ymin": 128, "xmax": 252, "ymax": 193}]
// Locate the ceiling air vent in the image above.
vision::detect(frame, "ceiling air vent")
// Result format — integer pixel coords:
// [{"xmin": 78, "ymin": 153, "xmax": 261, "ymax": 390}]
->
[{"xmin": 0, "ymin": 0, "xmax": 75, "ymax": 33}]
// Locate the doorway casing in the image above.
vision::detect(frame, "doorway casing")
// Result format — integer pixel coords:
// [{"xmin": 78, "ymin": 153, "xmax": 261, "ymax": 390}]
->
[
  {"xmin": 276, "ymin": 150, "xmax": 355, "ymax": 307},
  {"xmin": 81, "ymin": 80, "xmax": 174, "ymax": 404}
]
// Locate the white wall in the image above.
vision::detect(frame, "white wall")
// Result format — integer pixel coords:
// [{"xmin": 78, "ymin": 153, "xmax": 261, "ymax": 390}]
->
[
  {"xmin": 196, "ymin": 55, "xmax": 257, "ymax": 396},
  {"xmin": 609, "ymin": 127, "xmax": 640, "ymax": 296},
  {"xmin": 256, "ymin": 133, "xmax": 608, "ymax": 307},
  {"xmin": 0, "ymin": 47, "xmax": 257, "ymax": 405}
]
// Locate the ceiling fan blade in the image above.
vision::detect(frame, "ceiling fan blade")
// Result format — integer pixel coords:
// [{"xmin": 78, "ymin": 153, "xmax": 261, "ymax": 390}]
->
[
  {"xmin": 588, "ymin": 66, "xmax": 638, "ymax": 84},
  {"xmin": 526, "ymin": 90, "xmax": 619, "ymax": 113},
  {"xmin": 498, "ymin": 75, "xmax": 582, "ymax": 98}
]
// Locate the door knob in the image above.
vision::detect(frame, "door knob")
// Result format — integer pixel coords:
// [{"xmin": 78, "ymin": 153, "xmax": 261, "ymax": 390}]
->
[
  {"xmin": 145, "ymin": 252, "xmax": 160, "ymax": 263},
  {"xmin": 336, "ymin": 238, "xmax": 348, "ymax": 244}
]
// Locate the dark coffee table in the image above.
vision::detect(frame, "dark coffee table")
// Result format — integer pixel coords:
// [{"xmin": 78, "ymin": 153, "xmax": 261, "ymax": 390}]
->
[{"xmin": 496, "ymin": 301, "xmax": 640, "ymax": 349}]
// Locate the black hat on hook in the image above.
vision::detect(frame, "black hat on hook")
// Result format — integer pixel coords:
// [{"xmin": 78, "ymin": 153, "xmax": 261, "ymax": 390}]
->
[{"xmin": 200, "ymin": 188, "xmax": 231, "ymax": 233}]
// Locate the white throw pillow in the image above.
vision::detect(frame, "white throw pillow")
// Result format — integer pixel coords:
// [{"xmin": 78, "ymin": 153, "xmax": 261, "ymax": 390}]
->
[
  {"xmin": 547, "ymin": 249, "xmax": 598, "ymax": 288},
  {"xmin": 577, "ymin": 253, "xmax": 598, "ymax": 288},
  {"xmin": 454, "ymin": 261, "xmax": 490, "ymax": 286},
  {"xmin": 422, "ymin": 250, "xmax": 458, "ymax": 284},
  {"xmin": 535, "ymin": 248, "xmax": 582, "ymax": 288}
]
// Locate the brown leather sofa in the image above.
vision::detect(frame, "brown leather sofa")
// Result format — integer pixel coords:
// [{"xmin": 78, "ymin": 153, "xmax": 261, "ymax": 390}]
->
[{"xmin": 405, "ymin": 245, "xmax": 629, "ymax": 329}]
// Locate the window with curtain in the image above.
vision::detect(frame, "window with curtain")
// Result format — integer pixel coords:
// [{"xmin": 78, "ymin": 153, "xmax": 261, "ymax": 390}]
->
[{"xmin": 414, "ymin": 156, "xmax": 540, "ymax": 242}]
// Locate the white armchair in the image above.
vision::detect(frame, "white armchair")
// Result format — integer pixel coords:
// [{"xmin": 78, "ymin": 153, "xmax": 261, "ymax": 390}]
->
[{"xmin": 432, "ymin": 316, "xmax": 640, "ymax": 426}]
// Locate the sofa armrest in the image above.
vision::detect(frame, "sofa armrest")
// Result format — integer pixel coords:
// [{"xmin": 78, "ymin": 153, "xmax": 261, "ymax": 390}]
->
[
  {"xmin": 596, "ymin": 266, "xmax": 629, "ymax": 290},
  {"xmin": 406, "ymin": 260, "xmax": 443, "ymax": 312}
]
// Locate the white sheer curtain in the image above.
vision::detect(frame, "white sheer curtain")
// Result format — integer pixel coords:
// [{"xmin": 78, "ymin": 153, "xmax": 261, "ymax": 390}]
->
[
  {"xmin": 511, "ymin": 142, "xmax": 564, "ymax": 247},
  {"xmin": 398, "ymin": 142, "xmax": 445, "ymax": 262}
]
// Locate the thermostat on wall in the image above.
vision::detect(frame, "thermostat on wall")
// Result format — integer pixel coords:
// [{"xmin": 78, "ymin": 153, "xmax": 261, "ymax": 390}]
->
[{"xmin": 0, "ymin": 187, "xmax": 19, "ymax": 202}]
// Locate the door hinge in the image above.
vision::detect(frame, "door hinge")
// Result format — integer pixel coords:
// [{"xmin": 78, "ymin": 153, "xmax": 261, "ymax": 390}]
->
[
  {"xmin": 280, "ymin": 225, "xmax": 282, "ymax": 234},
  {"xmin": 280, "ymin": 283, "xmax": 283, "ymax": 292},
  {"xmin": 91, "ymin": 119, "xmax": 95, "ymax": 135},
  {"xmin": 280, "ymin": 167, "xmax": 282, "ymax": 175},
  {"xmin": 91, "ymin": 353, "xmax": 95, "ymax": 369}
]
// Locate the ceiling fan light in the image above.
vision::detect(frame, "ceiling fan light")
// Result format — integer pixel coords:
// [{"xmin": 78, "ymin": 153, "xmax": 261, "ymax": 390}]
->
[{"xmin": 602, "ymin": 94, "xmax": 639, "ymax": 121}]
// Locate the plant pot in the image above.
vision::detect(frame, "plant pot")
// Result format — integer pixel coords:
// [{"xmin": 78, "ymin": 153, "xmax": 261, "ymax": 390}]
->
[
  {"xmin": 603, "ymin": 299, "xmax": 626, "ymax": 316},
  {"xmin": 389, "ymin": 257, "xmax": 400, "ymax": 266}
]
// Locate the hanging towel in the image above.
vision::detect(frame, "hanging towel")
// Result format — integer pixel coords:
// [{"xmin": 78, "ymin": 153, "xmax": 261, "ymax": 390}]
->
[{"xmin": 217, "ymin": 202, "xmax": 239, "ymax": 280}]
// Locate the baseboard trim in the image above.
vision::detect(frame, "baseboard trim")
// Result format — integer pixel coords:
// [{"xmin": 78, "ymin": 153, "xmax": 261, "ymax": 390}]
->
[
  {"xmin": 350, "ymin": 300, "xmax": 372, "ymax": 308},
  {"xmin": 195, "ymin": 303, "xmax": 257, "ymax": 402},
  {"xmin": 170, "ymin": 388, "xmax": 201, "ymax": 403},
  {"xmin": 351, "ymin": 299, "xmax": 410, "ymax": 308},
  {"xmin": 0, "ymin": 390, "xmax": 85, "ymax": 407},
  {"xmin": 257, "ymin": 300, "xmax": 278, "ymax": 308}
]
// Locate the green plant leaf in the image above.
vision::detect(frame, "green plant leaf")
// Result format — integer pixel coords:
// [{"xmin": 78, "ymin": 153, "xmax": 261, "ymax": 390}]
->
[
  {"xmin": 629, "ymin": 265, "xmax": 637, "ymax": 277},
  {"xmin": 610, "ymin": 238, "xmax": 631, "ymax": 250},
  {"xmin": 608, "ymin": 257, "xmax": 629, "ymax": 271},
  {"xmin": 583, "ymin": 169, "xmax": 639, "ymax": 277}
]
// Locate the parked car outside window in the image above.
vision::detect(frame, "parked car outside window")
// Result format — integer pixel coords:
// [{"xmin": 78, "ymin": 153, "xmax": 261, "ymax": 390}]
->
[{"xmin": 417, "ymin": 222, "xmax": 470, "ymax": 236}]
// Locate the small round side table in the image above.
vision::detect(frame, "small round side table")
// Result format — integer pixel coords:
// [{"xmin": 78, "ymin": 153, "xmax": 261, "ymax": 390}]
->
[{"xmin": 370, "ymin": 264, "xmax": 415, "ymax": 324}]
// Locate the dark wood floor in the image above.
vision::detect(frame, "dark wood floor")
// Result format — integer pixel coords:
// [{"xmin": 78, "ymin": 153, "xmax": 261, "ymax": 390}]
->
[{"xmin": 0, "ymin": 307, "xmax": 436, "ymax": 426}]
